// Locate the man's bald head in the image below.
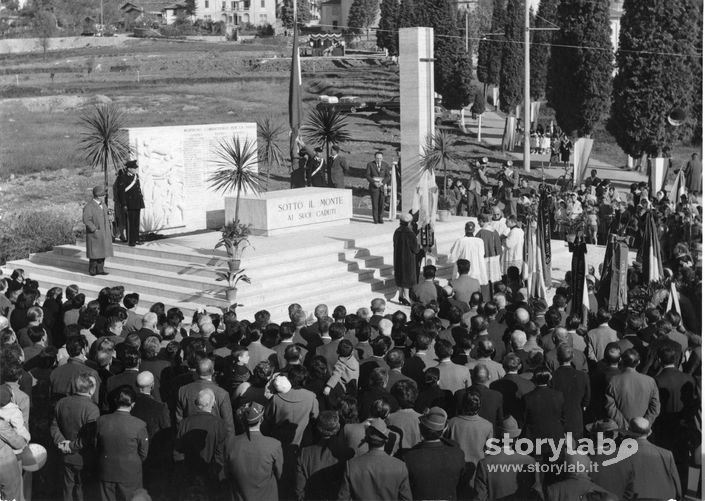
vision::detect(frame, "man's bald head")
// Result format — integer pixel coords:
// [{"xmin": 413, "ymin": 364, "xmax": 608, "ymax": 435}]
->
[
  {"xmin": 510, "ymin": 330, "xmax": 527, "ymax": 349},
  {"xmin": 553, "ymin": 327, "xmax": 571, "ymax": 346},
  {"xmin": 515, "ymin": 308, "xmax": 530, "ymax": 325},
  {"xmin": 422, "ymin": 308, "xmax": 436, "ymax": 322},
  {"xmin": 197, "ymin": 357, "xmax": 215, "ymax": 378},
  {"xmin": 471, "ymin": 364, "xmax": 489, "ymax": 385},
  {"xmin": 142, "ymin": 312, "xmax": 158, "ymax": 330},
  {"xmin": 136, "ymin": 371, "xmax": 154, "ymax": 392},
  {"xmin": 0, "ymin": 316, "xmax": 9, "ymax": 331},
  {"xmin": 196, "ymin": 388, "xmax": 215, "ymax": 411}
]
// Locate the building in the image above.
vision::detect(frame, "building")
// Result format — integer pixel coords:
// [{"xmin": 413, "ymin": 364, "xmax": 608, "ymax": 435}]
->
[
  {"xmin": 120, "ymin": 1, "xmax": 188, "ymax": 25},
  {"xmin": 194, "ymin": 0, "xmax": 275, "ymax": 26},
  {"xmin": 609, "ymin": 0, "xmax": 624, "ymax": 53},
  {"xmin": 319, "ymin": 0, "xmax": 351, "ymax": 31}
]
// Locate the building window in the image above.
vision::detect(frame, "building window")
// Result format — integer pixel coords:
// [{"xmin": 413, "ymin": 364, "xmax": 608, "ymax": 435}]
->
[
  {"xmin": 261, "ymin": 0, "xmax": 265, "ymax": 7},
  {"xmin": 243, "ymin": 0, "xmax": 250, "ymax": 9},
  {"xmin": 222, "ymin": 1, "xmax": 226, "ymax": 10},
  {"xmin": 205, "ymin": 0, "xmax": 209, "ymax": 7},
  {"xmin": 333, "ymin": 20, "xmax": 338, "ymax": 28}
]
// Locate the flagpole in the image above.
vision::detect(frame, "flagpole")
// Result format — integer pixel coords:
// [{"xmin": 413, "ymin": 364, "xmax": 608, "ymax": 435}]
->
[{"xmin": 288, "ymin": 0, "xmax": 302, "ymax": 174}]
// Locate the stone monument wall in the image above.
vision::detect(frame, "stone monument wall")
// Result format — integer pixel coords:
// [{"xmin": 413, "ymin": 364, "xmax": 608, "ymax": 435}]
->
[{"xmin": 126, "ymin": 122, "xmax": 257, "ymax": 234}]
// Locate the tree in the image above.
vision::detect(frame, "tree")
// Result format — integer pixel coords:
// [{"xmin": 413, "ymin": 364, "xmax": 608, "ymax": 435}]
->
[
  {"xmin": 498, "ymin": 0, "xmax": 522, "ymax": 113},
  {"xmin": 608, "ymin": 0, "xmax": 702, "ymax": 157},
  {"xmin": 209, "ymin": 137, "xmax": 264, "ymax": 225},
  {"xmin": 79, "ymin": 105, "xmax": 131, "ymax": 206},
  {"xmin": 302, "ymin": 107, "xmax": 352, "ymax": 162},
  {"xmin": 34, "ymin": 9, "xmax": 55, "ymax": 59},
  {"xmin": 397, "ymin": 0, "xmax": 417, "ymax": 28},
  {"xmin": 548, "ymin": 0, "xmax": 613, "ymax": 137},
  {"xmin": 420, "ymin": 130, "xmax": 461, "ymax": 199},
  {"xmin": 347, "ymin": 0, "xmax": 378, "ymax": 34},
  {"xmin": 483, "ymin": 0, "xmax": 507, "ymax": 86},
  {"xmin": 185, "ymin": 0, "xmax": 196, "ymax": 15},
  {"xmin": 529, "ymin": 0, "xmax": 558, "ymax": 100},
  {"xmin": 257, "ymin": 117, "xmax": 286, "ymax": 190},
  {"xmin": 377, "ymin": 0, "xmax": 399, "ymax": 55},
  {"xmin": 279, "ymin": 0, "xmax": 311, "ymax": 29},
  {"xmin": 464, "ymin": 0, "xmax": 492, "ymax": 57},
  {"xmin": 441, "ymin": 18, "xmax": 474, "ymax": 111}
]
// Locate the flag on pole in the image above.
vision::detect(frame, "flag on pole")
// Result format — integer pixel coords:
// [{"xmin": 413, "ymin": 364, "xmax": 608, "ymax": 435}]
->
[
  {"xmin": 523, "ymin": 218, "xmax": 548, "ymax": 300},
  {"xmin": 669, "ymin": 169, "xmax": 687, "ymax": 205},
  {"xmin": 569, "ymin": 240, "xmax": 588, "ymax": 323},
  {"xmin": 638, "ymin": 211, "xmax": 663, "ymax": 284},
  {"xmin": 572, "ymin": 138, "xmax": 594, "ymax": 187},
  {"xmin": 288, "ymin": 3, "xmax": 302, "ymax": 164},
  {"xmin": 537, "ymin": 191, "xmax": 552, "ymax": 289}
]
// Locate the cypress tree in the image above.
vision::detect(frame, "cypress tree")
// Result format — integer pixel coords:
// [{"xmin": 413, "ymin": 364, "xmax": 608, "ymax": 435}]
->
[
  {"xmin": 548, "ymin": 0, "xmax": 613, "ymax": 136},
  {"xmin": 377, "ymin": 0, "xmax": 400, "ymax": 55},
  {"xmin": 498, "ymin": 0, "xmax": 523, "ymax": 113},
  {"xmin": 348, "ymin": 0, "xmax": 378, "ymax": 33},
  {"xmin": 485, "ymin": 0, "xmax": 507, "ymax": 86},
  {"xmin": 608, "ymin": 0, "xmax": 702, "ymax": 157},
  {"xmin": 529, "ymin": 0, "xmax": 558, "ymax": 100},
  {"xmin": 397, "ymin": 0, "xmax": 417, "ymax": 28}
]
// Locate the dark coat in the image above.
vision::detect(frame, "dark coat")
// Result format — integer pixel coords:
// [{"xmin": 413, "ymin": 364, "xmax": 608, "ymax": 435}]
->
[
  {"xmin": 83, "ymin": 199, "xmax": 114, "ymax": 260},
  {"xmin": 393, "ymin": 225, "xmax": 421, "ymax": 288},
  {"xmin": 131, "ymin": 393, "xmax": 170, "ymax": 441},
  {"xmin": 403, "ymin": 440, "xmax": 466, "ymax": 501},
  {"xmin": 365, "ymin": 160, "xmax": 391, "ymax": 191},
  {"xmin": 115, "ymin": 172, "xmax": 145, "ymax": 210},
  {"xmin": 50, "ymin": 358, "xmax": 101, "ymax": 406},
  {"xmin": 546, "ymin": 477, "xmax": 609, "ymax": 501},
  {"xmin": 490, "ymin": 373, "xmax": 535, "ymax": 426},
  {"xmin": 50, "ymin": 394, "xmax": 100, "ymax": 467},
  {"xmin": 474, "ymin": 450, "xmax": 541, "ymax": 501},
  {"xmin": 96, "ymin": 410, "xmax": 149, "ymax": 483},
  {"xmin": 523, "ymin": 386, "xmax": 565, "ymax": 442},
  {"xmin": 295, "ymin": 438, "xmax": 354, "ymax": 500},
  {"xmin": 630, "ymin": 439, "xmax": 682, "ymax": 500},
  {"xmin": 589, "ymin": 451, "xmax": 635, "ymax": 500},
  {"xmin": 176, "ymin": 379, "xmax": 235, "ymax": 437},
  {"xmin": 338, "ymin": 448, "xmax": 412, "ymax": 501},
  {"xmin": 551, "ymin": 366, "xmax": 590, "ymax": 437},
  {"xmin": 605, "ymin": 367, "xmax": 660, "ymax": 430},
  {"xmin": 224, "ymin": 431, "xmax": 283, "ymax": 501},
  {"xmin": 175, "ymin": 410, "xmax": 226, "ymax": 477},
  {"xmin": 328, "ymin": 154, "xmax": 348, "ymax": 189},
  {"xmin": 458, "ymin": 385, "xmax": 504, "ymax": 430}
]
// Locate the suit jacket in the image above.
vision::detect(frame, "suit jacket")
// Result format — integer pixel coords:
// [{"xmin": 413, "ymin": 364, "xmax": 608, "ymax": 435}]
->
[
  {"xmin": 328, "ymin": 154, "xmax": 348, "ymax": 189},
  {"xmin": 224, "ymin": 431, "xmax": 283, "ymax": 501},
  {"xmin": 50, "ymin": 358, "xmax": 101, "ymax": 406},
  {"xmin": 316, "ymin": 338, "xmax": 341, "ymax": 372},
  {"xmin": 50, "ymin": 394, "xmax": 100, "ymax": 467},
  {"xmin": 122, "ymin": 310, "xmax": 142, "ymax": 335},
  {"xmin": 655, "ymin": 366, "xmax": 695, "ymax": 415},
  {"xmin": 295, "ymin": 438, "xmax": 354, "ymax": 501},
  {"xmin": 455, "ymin": 385, "xmax": 504, "ymax": 429},
  {"xmin": 273, "ymin": 340, "xmax": 308, "ymax": 370},
  {"xmin": 587, "ymin": 324, "xmax": 619, "ymax": 361},
  {"xmin": 386, "ymin": 369, "xmax": 415, "ymax": 392},
  {"xmin": 545, "ymin": 347, "xmax": 589, "ymax": 373},
  {"xmin": 338, "ymin": 449, "xmax": 412, "ymax": 501},
  {"xmin": 246, "ymin": 341, "xmax": 278, "ymax": 372},
  {"xmin": 475, "ymin": 449, "xmax": 541, "ymax": 501},
  {"xmin": 629, "ymin": 439, "xmax": 682, "ymax": 500},
  {"xmin": 412, "ymin": 280, "xmax": 438, "ymax": 305},
  {"xmin": 546, "ymin": 477, "xmax": 609, "ymax": 501},
  {"xmin": 402, "ymin": 352, "xmax": 435, "ymax": 386},
  {"xmin": 490, "ymin": 373, "xmax": 535, "ymax": 426},
  {"xmin": 96, "ymin": 410, "xmax": 149, "ymax": 483},
  {"xmin": 403, "ymin": 440, "xmax": 465, "ymax": 501},
  {"xmin": 523, "ymin": 386, "xmax": 565, "ymax": 442},
  {"xmin": 176, "ymin": 379, "xmax": 235, "ymax": 437},
  {"xmin": 364, "ymin": 160, "xmax": 391, "ymax": 191},
  {"xmin": 264, "ymin": 388, "xmax": 319, "ymax": 446},
  {"xmin": 605, "ymin": 367, "xmax": 660, "ymax": 429},
  {"xmin": 175, "ymin": 410, "xmax": 226, "ymax": 476},
  {"xmin": 436, "ymin": 360, "xmax": 471, "ymax": 394},
  {"xmin": 589, "ymin": 451, "xmax": 635, "ymax": 501},
  {"xmin": 450, "ymin": 274, "xmax": 481, "ymax": 304},
  {"xmin": 115, "ymin": 171, "xmax": 145, "ymax": 210},
  {"xmin": 131, "ymin": 393, "xmax": 170, "ymax": 441},
  {"xmin": 551, "ymin": 366, "xmax": 590, "ymax": 437}
]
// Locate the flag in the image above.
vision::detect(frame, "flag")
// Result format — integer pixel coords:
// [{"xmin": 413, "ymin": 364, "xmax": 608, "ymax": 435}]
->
[
  {"xmin": 288, "ymin": 3, "xmax": 302, "ymax": 164},
  {"xmin": 669, "ymin": 169, "xmax": 687, "ymax": 204},
  {"xmin": 569, "ymin": 240, "xmax": 588, "ymax": 323},
  {"xmin": 638, "ymin": 211, "xmax": 663, "ymax": 284},
  {"xmin": 537, "ymin": 191, "xmax": 552, "ymax": 289},
  {"xmin": 523, "ymin": 218, "xmax": 548, "ymax": 300},
  {"xmin": 597, "ymin": 238, "xmax": 629, "ymax": 312},
  {"xmin": 649, "ymin": 157, "xmax": 667, "ymax": 197},
  {"xmin": 572, "ymin": 138, "xmax": 594, "ymax": 186}
]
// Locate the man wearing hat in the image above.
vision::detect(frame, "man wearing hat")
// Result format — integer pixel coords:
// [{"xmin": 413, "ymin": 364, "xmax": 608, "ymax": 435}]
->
[
  {"xmin": 587, "ymin": 418, "xmax": 636, "ymax": 500},
  {"xmin": 224, "ymin": 402, "xmax": 283, "ymax": 501},
  {"xmin": 338, "ymin": 417, "xmax": 412, "ymax": 500},
  {"xmin": 115, "ymin": 160, "xmax": 145, "ymax": 247},
  {"xmin": 82, "ymin": 185, "xmax": 114, "ymax": 276},
  {"xmin": 403, "ymin": 407, "xmax": 465, "ymax": 500}
]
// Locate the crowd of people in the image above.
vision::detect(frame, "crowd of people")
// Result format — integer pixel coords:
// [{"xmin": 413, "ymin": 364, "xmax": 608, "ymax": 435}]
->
[{"xmin": 0, "ymin": 157, "xmax": 702, "ymax": 501}]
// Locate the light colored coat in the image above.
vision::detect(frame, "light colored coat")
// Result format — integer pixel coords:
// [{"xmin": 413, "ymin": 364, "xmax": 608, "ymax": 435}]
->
[
  {"xmin": 82, "ymin": 198, "xmax": 114, "ymax": 259},
  {"xmin": 502, "ymin": 226, "xmax": 525, "ymax": 274}
]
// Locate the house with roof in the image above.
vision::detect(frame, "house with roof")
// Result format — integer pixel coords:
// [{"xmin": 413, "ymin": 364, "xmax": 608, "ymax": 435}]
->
[
  {"xmin": 319, "ymin": 0, "xmax": 350, "ymax": 31},
  {"xmin": 120, "ymin": 1, "xmax": 189, "ymax": 25},
  {"xmin": 193, "ymin": 0, "xmax": 275, "ymax": 26}
]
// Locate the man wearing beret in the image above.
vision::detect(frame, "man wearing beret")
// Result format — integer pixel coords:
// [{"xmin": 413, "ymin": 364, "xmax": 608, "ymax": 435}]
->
[
  {"xmin": 116, "ymin": 160, "xmax": 145, "ymax": 246},
  {"xmin": 82, "ymin": 185, "xmax": 114, "ymax": 276}
]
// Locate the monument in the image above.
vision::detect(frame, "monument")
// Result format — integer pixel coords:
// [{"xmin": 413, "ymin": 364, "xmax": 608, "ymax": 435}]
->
[
  {"xmin": 126, "ymin": 122, "xmax": 257, "ymax": 234},
  {"xmin": 399, "ymin": 27, "xmax": 435, "ymax": 216}
]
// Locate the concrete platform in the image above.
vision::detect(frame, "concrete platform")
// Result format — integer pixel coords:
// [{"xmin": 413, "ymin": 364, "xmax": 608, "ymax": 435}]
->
[{"xmin": 4, "ymin": 212, "xmax": 620, "ymax": 323}]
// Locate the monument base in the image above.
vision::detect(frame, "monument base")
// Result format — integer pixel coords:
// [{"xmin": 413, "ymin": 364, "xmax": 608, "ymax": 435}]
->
[{"xmin": 225, "ymin": 187, "xmax": 353, "ymax": 236}]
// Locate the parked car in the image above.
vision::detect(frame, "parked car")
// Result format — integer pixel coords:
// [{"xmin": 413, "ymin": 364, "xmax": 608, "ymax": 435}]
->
[
  {"xmin": 376, "ymin": 96, "xmax": 400, "ymax": 113},
  {"xmin": 435, "ymin": 105, "xmax": 454, "ymax": 125},
  {"xmin": 316, "ymin": 95, "xmax": 369, "ymax": 113}
]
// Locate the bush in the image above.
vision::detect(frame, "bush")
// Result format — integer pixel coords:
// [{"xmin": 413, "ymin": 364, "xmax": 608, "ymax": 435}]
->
[{"xmin": 0, "ymin": 208, "xmax": 79, "ymax": 265}]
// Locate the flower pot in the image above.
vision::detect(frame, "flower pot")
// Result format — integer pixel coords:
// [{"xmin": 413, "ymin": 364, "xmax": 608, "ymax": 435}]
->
[
  {"xmin": 227, "ymin": 259, "xmax": 241, "ymax": 272},
  {"xmin": 438, "ymin": 209, "xmax": 451, "ymax": 222},
  {"xmin": 225, "ymin": 288, "xmax": 238, "ymax": 304}
]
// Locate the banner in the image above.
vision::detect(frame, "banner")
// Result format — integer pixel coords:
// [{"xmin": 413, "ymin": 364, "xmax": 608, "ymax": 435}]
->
[
  {"xmin": 522, "ymin": 219, "xmax": 548, "ymax": 300},
  {"xmin": 288, "ymin": 7, "xmax": 302, "ymax": 164},
  {"xmin": 572, "ymin": 138, "xmax": 594, "ymax": 187},
  {"xmin": 530, "ymin": 101, "xmax": 541, "ymax": 126},
  {"xmin": 608, "ymin": 241, "xmax": 629, "ymax": 312},
  {"xmin": 537, "ymin": 192, "xmax": 552, "ymax": 288},
  {"xmin": 669, "ymin": 169, "xmax": 687, "ymax": 204},
  {"xmin": 649, "ymin": 157, "xmax": 667, "ymax": 197},
  {"xmin": 639, "ymin": 211, "xmax": 663, "ymax": 284},
  {"xmin": 569, "ymin": 241, "xmax": 588, "ymax": 321},
  {"xmin": 502, "ymin": 116, "xmax": 517, "ymax": 152}
]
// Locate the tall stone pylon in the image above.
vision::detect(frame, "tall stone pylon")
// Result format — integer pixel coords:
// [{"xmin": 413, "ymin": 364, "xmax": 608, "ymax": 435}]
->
[{"xmin": 399, "ymin": 27, "xmax": 435, "ymax": 216}]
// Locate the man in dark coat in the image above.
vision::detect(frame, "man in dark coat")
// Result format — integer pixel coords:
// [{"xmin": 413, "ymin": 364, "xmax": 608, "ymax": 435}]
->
[
  {"xmin": 327, "ymin": 144, "xmax": 348, "ymax": 189},
  {"xmin": 605, "ymin": 349, "xmax": 660, "ymax": 430},
  {"xmin": 50, "ymin": 373, "xmax": 100, "ymax": 501},
  {"xmin": 82, "ymin": 185, "xmax": 113, "ymax": 276},
  {"xmin": 550, "ymin": 344, "xmax": 590, "ymax": 438},
  {"xmin": 490, "ymin": 353, "xmax": 535, "ymax": 427},
  {"xmin": 587, "ymin": 419, "xmax": 635, "ymax": 500},
  {"xmin": 95, "ymin": 387, "xmax": 149, "ymax": 501},
  {"xmin": 393, "ymin": 213, "xmax": 420, "ymax": 306},
  {"xmin": 115, "ymin": 160, "xmax": 145, "ymax": 247},
  {"xmin": 457, "ymin": 365, "xmax": 504, "ymax": 431},
  {"xmin": 522, "ymin": 367, "xmax": 565, "ymax": 445},
  {"xmin": 50, "ymin": 336, "xmax": 101, "ymax": 406},
  {"xmin": 338, "ymin": 418, "xmax": 412, "ymax": 500},
  {"xmin": 403, "ymin": 407, "xmax": 465, "ymax": 500},
  {"xmin": 224, "ymin": 402, "xmax": 283, "ymax": 501},
  {"xmin": 365, "ymin": 151, "xmax": 391, "ymax": 224}
]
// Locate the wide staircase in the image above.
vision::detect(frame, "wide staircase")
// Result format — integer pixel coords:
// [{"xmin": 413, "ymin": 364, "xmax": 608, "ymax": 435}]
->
[{"xmin": 6, "ymin": 217, "xmax": 470, "ymax": 322}]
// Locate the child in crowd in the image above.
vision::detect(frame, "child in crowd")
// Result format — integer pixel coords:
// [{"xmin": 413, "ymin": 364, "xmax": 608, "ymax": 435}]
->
[{"xmin": 323, "ymin": 340, "xmax": 359, "ymax": 396}]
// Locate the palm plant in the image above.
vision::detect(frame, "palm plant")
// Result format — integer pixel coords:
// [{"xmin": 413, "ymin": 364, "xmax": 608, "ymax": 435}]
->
[
  {"xmin": 257, "ymin": 116, "xmax": 286, "ymax": 190},
  {"xmin": 302, "ymin": 107, "xmax": 352, "ymax": 160},
  {"xmin": 78, "ymin": 104, "xmax": 131, "ymax": 204},
  {"xmin": 208, "ymin": 136, "xmax": 264, "ymax": 225},
  {"xmin": 419, "ymin": 129, "xmax": 461, "ymax": 199}
]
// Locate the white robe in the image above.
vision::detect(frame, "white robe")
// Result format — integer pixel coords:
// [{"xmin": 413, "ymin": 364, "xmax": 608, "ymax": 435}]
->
[
  {"xmin": 488, "ymin": 218, "xmax": 510, "ymax": 237},
  {"xmin": 502, "ymin": 226, "xmax": 525, "ymax": 274},
  {"xmin": 448, "ymin": 236, "xmax": 487, "ymax": 283}
]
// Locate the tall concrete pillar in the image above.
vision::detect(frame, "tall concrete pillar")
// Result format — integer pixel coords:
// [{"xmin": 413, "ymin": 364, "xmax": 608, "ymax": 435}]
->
[{"xmin": 399, "ymin": 27, "xmax": 435, "ymax": 216}]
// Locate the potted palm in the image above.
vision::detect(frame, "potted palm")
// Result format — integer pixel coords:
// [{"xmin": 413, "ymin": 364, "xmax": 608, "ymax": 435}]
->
[
  {"xmin": 437, "ymin": 196, "xmax": 452, "ymax": 222},
  {"xmin": 209, "ymin": 135, "xmax": 264, "ymax": 270},
  {"xmin": 215, "ymin": 268, "xmax": 251, "ymax": 304},
  {"xmin": 257, "ymin": 116, "xmax": 286, "ymax": 190},
  {"xmin": 419, "ymin": 130, "xmax": 460, "ymax": 222}
]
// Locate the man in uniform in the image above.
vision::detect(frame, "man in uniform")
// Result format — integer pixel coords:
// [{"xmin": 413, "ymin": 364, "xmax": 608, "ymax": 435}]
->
[
  {"xmin": 116, "ymin": 160, "xmax": 145, "ymax": 246},
  {"xmin": 82, "ymin": 186, "xmax": 114, "ymax": 276}
]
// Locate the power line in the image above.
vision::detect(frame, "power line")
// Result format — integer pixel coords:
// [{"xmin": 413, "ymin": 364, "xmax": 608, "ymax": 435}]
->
[{"xmin": 311, "ymin": 23, "xmax": 703, "ymax": 59}]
